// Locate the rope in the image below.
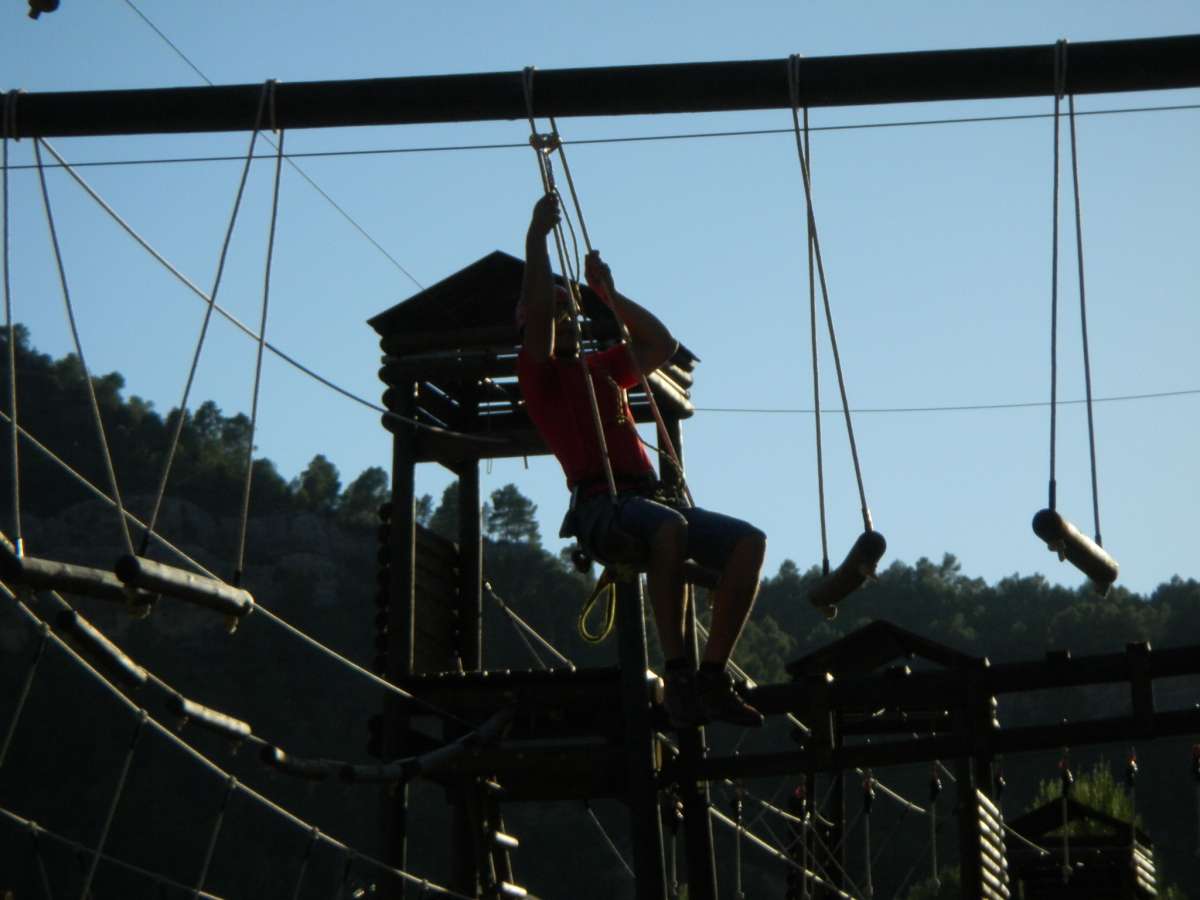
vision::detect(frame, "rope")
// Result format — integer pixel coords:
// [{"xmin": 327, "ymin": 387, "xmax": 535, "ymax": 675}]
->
[
  {"xmin": 31, "ymin": 140, "xmax": 137, "ymax": 557},
  {"xmin": 289, "ymin": 828, "xmax": 322, "ymax": 900},
  {"xmin": 1067, "ymin": 90, "xmax": 1104, "ymax": 545},
  {"xmin": 142, "ymin": 81, "xmax": 271, "ymax": 552},
  {"xmin": 192, "ymin": 776, "xmax": 237, "ymax": 896},
  {"xmin": 805, "ymin": 105, "xmax": 829, "ymax": 574},
  {"xmin": 2, "ymin": 94, "xmax": 21, "ymax": 552},
  {"xmin": 585, "ymin": 803, "xmax": 636, "ymax": 879},
  {"xmin": 0, "ymin": 807, "xmax": 225, "ymax": 899},
  {"xmin": 547, "ymin": 113, "xmax": 695, "ymax": 508},
  {"xmin": 788, "ymin": 55, "xmax": 873, "ymax": 532},
  {"xmin": 79, "ymin": 710, "xmax": 147, "ymax": 899},
  {"xmin": 235, "ymin": 101, "xmax": 285, "ymax": 585},
  {"xmin": 0, "ymin": 621, "xmax": 48, "ymax": 767},
  {"xmin": 522, "ymin": 67, "xmax": 620, "ymax": 503},
  {"xmin": 35, "ymin": 139, "xmax": 492, "ymax": 445},
  {"xmin": 484, "ymin": 581, "xmax": 576, "ymax": 670},
  {"xmin": 0, "ymin": 592, "xmax": 476, "ymax": 900},
  {"xmin": 0, "ymin": 408, "xmax": 476, "ymax": 730},
  {"xmin": 1047, "ymin": 39, "xmax": 1067, "ymax": 511},
  {"xmin": 709, "ymin": 806, "xmax": 857, "ymax": 899},
  {"xmin": 578, "ymin": 570, "xmax": 618, "ymax": 643},
  {"xmin": 9, "ymin": 102, "xmax": 1200, "ymax": 173},
  {"xmin": 29, "ymin": 819, "xmax": 56, "ymax": 900}
]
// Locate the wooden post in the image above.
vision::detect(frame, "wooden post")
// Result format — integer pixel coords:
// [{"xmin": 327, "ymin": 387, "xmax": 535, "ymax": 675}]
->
[
  {"xmin": 661, "ymin": 416, "xmax": 718, "ymax": 900},
  {"xmin": 383, "ymin": 381, "xmax": 418, "ymax": 900},
  {"xmin": 616, "ymin": 575, "xmax": 668, "ymax": 900},
  {"xmin": 449, "ymin": 456, "xmax": 484, "ymax": 895}
]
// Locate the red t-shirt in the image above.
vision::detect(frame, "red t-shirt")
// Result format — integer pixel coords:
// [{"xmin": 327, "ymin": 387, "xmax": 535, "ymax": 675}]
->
[{"xmin": 517, "ymin": 344, "xmax": 654, "ymax": 491}]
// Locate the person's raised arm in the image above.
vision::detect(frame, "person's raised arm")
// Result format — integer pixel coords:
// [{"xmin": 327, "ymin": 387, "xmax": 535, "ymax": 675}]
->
[
  {"xmin": 585, "ymin": 251, "xmax": 678, "ymax": 374},
  {"xmin": 518, "ymin": 193, "xmax": 561, "ymax": 363}
]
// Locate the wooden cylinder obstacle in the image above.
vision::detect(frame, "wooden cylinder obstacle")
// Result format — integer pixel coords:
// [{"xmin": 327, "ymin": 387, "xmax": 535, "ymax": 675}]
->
[
  {"xmin": 808, "ymin": 530, "xmax": 887, "ymax": 620},
  {"xmin": 0, "ymin": 531, "xmax": 153, "ymax": 613},
  {"xmin": 115, "ymin": 555, "xmax": 254, "ymax": 628},
  {"xmin": 1031, "ymin": 509, "xmax": 1118, "ymax": 595}
]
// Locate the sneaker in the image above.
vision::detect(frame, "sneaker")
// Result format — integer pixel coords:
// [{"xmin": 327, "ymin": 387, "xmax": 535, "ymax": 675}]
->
[
  {"xmin": 696, "ymin": 668, "xmax": 764, "ymax": 728},
  {"xmin": 662, "ymin": 669, "xmax": 709, "ymax": 729}
]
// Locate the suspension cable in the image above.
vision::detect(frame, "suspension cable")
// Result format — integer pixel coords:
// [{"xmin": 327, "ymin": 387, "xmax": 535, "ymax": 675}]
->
[
  {"xmin": 235, "ymin": 97, "xmax": 284, "ymax": 585},
  {"xmin": 79, "ymin": 710, "xmax": 147, "ymax": 899},
  {"xmin": 0, "ymin": 408, "xmax": 475, "ymax": 729},
  {"xmin": 33, "ymin": 139, "xmax": 498, "ymax": 446},
  {"xmin": 788, "ymin": 55, "xmax": 873, "ymax": 532},
  {"xmin": 549, "ymin": 115, "xmax": 695, "ymax": 507},
  {"xmin": 1067, "ymin": 88, "xmax": 1104, "ymax": 545},
  {"xmin": 1048, "ymin": 39, "xmax": 1066, "ymax": 511},
  {"xmin": 804, "ymin": 105, "xmax": 830, "ymax": 574},
  {"xmin": 2, "ymin": 92, "xmax": 21, "ymax": 554},
  {"xmin": 141, "ymin": 81, "xmax": 271, "ymax": 552},
  {"xmin": 0, "ymin": 592, "xmax": 475, "ymax": 900},
  {"xmin": 193, "ymin": 776, "xmax": 237, "ymax": 895},
  {"xmin": 0, "ymin": 807, "xmax": 225, "ymax": 899},
  {"xmin": 31, "ymin": 140, "xmax": 137, "ymax": 557},
  {"xmin": 0, "ymin": 621, "xmax": 48, "ymax": 768},
  {"xmin": 522, "ymin": 66, "xmax": 619, "ymax": 502}
]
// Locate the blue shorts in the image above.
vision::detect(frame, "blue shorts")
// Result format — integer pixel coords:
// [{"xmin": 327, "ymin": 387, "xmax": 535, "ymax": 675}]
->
[{"xmin": 570, "ymin": 489, "xmax": 764, "ymax": 571}]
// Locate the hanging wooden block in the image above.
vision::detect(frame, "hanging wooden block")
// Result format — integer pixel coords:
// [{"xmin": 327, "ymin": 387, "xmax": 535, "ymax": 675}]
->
[
  {"xmin": 808, "ymin": 530, "xmax": 887, "ymax": 620},
  {"xmin": 1031, "ymin": 509, "xmax": 1118, "ymax": 595}
]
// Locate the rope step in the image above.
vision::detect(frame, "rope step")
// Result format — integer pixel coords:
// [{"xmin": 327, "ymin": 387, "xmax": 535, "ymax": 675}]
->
[{"xmin": 0, "ymin": 532, "xmax": 153, "ymax": 612}]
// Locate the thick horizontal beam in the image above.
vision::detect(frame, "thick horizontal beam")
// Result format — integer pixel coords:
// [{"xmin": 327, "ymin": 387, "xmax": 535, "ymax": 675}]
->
[
  {"xmin": 9, "ymin": 35, "xmax": 1200, "ymax": 138},
  {"xmin": 691, "ymin": 707, "xmax": 1200, "ymax": 780}
]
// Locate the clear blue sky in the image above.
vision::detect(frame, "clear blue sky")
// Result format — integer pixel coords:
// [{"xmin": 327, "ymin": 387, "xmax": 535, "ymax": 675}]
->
[{"xmin": 3, "ymin": 1, "xmax": 1197, "ymax": 596}]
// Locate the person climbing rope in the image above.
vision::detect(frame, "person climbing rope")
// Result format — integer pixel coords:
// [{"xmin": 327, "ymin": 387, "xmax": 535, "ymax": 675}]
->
[{"xmin": 515, "ymin": 191, "xmax": 766, "ymax": 728}]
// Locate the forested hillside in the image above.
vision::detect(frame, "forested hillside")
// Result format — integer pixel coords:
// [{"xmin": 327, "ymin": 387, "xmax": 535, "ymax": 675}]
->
[{"xmin": 0, "ymin": 327, "xmax": 1196, "ymax": 898}]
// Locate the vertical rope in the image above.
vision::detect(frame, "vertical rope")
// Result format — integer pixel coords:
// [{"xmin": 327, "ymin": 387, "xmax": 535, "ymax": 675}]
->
[
  {"xmin": 30, "ymin": 822, "xmax": 56, "ymax": 900},
  {"xmin": 549, "ymin": 115, "xmax": 694, "ymax": 507},
  {"xmin": 788, "ymin": 55, "xmax": 873, "ymax": 532},
  {"xmin": 521, "ymin": 67, "xmax": 619, "ymax": 502},
  {"xmin": 192, "ymin": 776, "xmax": 236, "ymax": 897},
  {"xmin": 1067, "ymin": 91, "xmax": 1104, "ymax": 545},
  {"xmin": 79, "ymin": 711, "xmax": 147, "ymax": 899},
  {"xmin": 141, "ymin": 81, "xmax": 271, "ymax": 551},
  {"xmin": 32, "ymin": 140, "xmax": 136, "ymax": 557},
  {"xmin": 1048, "ymin": 39, "xmax": 1067, "ymax": 512},
  {"xmin": 288, "ymin": 827, "xmax": 321, "ymax": 899},
  {"xmin": 804, "ymin": 104, "xmax": 830, "ymax": 574},
  {"xmin": 234, "ymin": 87, "xmax": 285, "ymax": 585},
  {"xmin": 2, "ymin": 92, "xmax": 22, "ymax": 553},
  {"xmin": 333, "ymin": 850, "xmax": 356, "ymax": 900},
  {"xmin": 0, "ymin": 622, "xmax": 49, "ymax": 768}
]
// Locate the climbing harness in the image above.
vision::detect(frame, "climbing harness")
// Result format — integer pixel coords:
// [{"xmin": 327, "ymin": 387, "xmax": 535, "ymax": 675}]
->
[
  {"xmin": 786, "ymin": 55, "xmax": 886, "ymax": 621},
  {"xmin": 1031, "ymin": 39, "xmax": 1119, "ymax": 595}
]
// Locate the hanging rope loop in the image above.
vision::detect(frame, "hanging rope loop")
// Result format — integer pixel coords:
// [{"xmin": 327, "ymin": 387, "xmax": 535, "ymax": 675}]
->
[
  {"xmin": 788, "ymin": 52, "xmax": 884, "ymax": 620},
  {"xmin": 577, "ymin": 569, "xmax": 617, "ymax": 643}
]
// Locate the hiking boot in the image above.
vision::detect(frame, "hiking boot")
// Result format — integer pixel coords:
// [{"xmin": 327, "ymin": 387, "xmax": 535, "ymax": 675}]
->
[
  {"xmin": 662, "ymin": 669, "xmax": 709, "ymax": 729},
  {"xmin": 696, "ymin": 668, "xmax": 764, "ymax": 728}
]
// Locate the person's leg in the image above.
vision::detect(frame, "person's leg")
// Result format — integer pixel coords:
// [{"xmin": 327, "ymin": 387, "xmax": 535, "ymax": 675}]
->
[
  {"xmin": 614, "ymin": 497, "xmax": 689, "ymax": 661},
  {"xmin": 678, "ymin": 507, "xmax": 767, "ymax": 727},
  {"xmin": 680, "ymin": 508, "xmax": 767, "ymax": 664},
  {"xmin": 701, "ymin": 531, "xmax": 767, "ymax": 665}
]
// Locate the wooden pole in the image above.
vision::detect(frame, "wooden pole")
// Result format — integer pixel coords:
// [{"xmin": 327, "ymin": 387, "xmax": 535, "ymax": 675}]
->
[
  {"xmin": 383, "ymin": 380, "xmax": 418, "ymax": 900},
  {"xmin": 10, "ymin": 35, "xmax": 1200, "ymax": 138},
  {"xmin": 615, "ymin": 575, "xmax": 669, "ymax": 900}
]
